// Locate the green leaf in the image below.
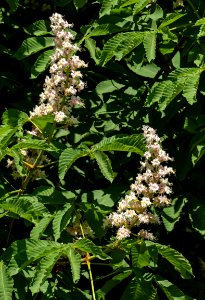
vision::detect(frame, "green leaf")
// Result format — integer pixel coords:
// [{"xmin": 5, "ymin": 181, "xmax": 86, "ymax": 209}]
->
[
  {"xmin": 2, "ymin": 109, "xmax": 28, "ymax": 127},
  {"xmin": 74, "ymin": 239, "xmax": 109, "ymax": 260},
  {"xmin": 25, "ymin": 20, "xmax": 51, "ymax": 36},
  {"xmin": 96, "ymin": 270, "xmax": 132, "ymax": 299},
  {"xmin": 189, "ymin": 197, "xmax": 205, "ymax": 236},
  {"xmin": 53, "ymin": 203, "xmax": 74, "ymax": 241},
  {"xmin": 0, "ymin": 261, "xmax": 13, "ymax": 300},
  {"xmin": 59, "ymin": 148, "xmax": 89, "ymax": 183},
  {"xmin": 30, "ymin": 215, "xmax": 53, "ymax": 239},
  {"xmin": 31, "ymin": 114, "xmax": 55, "ymax": 136},
  {"xmin": 182, "ymin": 70, "xmax": 202, "ymax": 104},
  {"xmin": 66, "ymin": 246, "xmax": 81, "ymax": 283},
  {"xmin": 0, "ymin": 126, "xmax": 16, "ymax": 151},
  {"xmin": 73, "ymin": 0, "xmax": 88, "ymax": 9},
  {"xmin": 99, "ymin": 0, "xmax": 119, "ymax": 17},
  {"xmin": 84, "ymin": 37, "xmax": 100, "ymax": 64},
  {"xmin": 195, "ymin": 18, "xmax": 205, "ymax": 26},
  {"xmin": 121, "ymin": 0, "xmax": 148, "ymax": 8},
  {"xmin": 143, "ymin": 31, "xmax": 156, "ymax": 62},
  {"xmin": 162, "ymin": 197, "xmax": 187, "ymax": 232},
  {"xmin": 133, "ymin": 0, "xmax": 150, "ymax": 15},
  {"xmin": 99, "ymin": 32, "xmax": 144, "ymax": 66},
  {"xmin": 148, "ymin": 242, "xmax": 193, "ymax": 279},
  {"xmin": 127, "ymin": 62, "xmax": 160, "ymax": 78},
  {"xmin": 30, "ymin": 250, "xmax": 61, "ymax": 294},
  {"xmin": 146, "ymin": 68, "xmax": 203, "ymax": 110},
  {"xmin": 121, "ymin": 276, "xmax": 157, "ymax": 300},
  {"xmin": 85, "ymin": 206, "xmax": 105, "ymax": 238},
  {"xmin": 92, "ymin": 134, "xmax": 145, "ymax": 155},
  {"xmin": 96, "ymin": 80, "xmax": 125, "ymax": 96},
  {"xmin": 131, "ymin": 241, "xmax": 150, "ymax": 268},
  {"xmin": 30, "ymin": 49, "xmax": 54, "ymax": 79},
  {"xmin": 0, "ymin": 196, "xmax": 49, "ymax": 224},
  {"xmin": 87, "ymin": 24, "xmax": 121, "ymax": 37},
  {"xmin": 12, "ymin": 139, "xmax": 52, "ymax": 151},
  {"xmin": 15, "ymin": 37, "xmax": 54, "ymax": 60},
  {"xmin": 92, "ymin": 151, "xmax": 116, "ymax": 182},
  {"xmin": 159, "ymin": 13, "xmax": 185, "ymax": 29},
  {"xmin": 6, "ymin": 148, "xmax": 26, "ymax": 176},
  {"xmin": 155, "ymin": 275, "xmax": 187, "ymax": 300},
  {"xmin": 5, "ymin": 239, "xmax": 61, "ymax": 276}
]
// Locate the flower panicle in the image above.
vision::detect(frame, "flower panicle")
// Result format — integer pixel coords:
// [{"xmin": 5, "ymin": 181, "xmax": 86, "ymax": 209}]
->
[
  {"xmin": 106, "ymin": 126, "xmax": 175, "ymax": 241},
  {"xmin": 30, "ymin": 13, "xmax": 87, "ymax": 125}
]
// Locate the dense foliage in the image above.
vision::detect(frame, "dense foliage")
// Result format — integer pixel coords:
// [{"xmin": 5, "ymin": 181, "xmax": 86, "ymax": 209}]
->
[{"xmin": 1, "ymin": 0, "xmax": 205, "ymax": 299}]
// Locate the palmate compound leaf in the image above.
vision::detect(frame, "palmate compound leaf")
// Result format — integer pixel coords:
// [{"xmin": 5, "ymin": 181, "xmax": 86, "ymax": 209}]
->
[
  {"xmin": 65, "ymin": 246, "xmax": 81, "ymax": 284},
  {"xmin": 92, "ymin": 151, "xmax": 116, "ymax": 182},
  {"xmin": 91, "ymin": 134, "xmax": 146, "ymax": 155},
  {"xmin": 29, "ymin": 250, "xmax": 62, "ymax": 294},
  {"xmin": 99, "ymin": 32, "xmax": 144, "ymax": 66},
  {"xmin": 52, "ymin": 202, "xmax": 74, "ymax": 241},
  {"xmin": 4, "ymin": 239, "xmax": 62, "ymax": 276},
  {"xmin": 0, "ymin": 261, "xmax": 14, "ymax": 300},
  {"xmin": 154, "ymin": 275, "xmax": 187, "ymax": 300},
  {"xmin": 15, "ymin": 37, "xmax": 54, "ymax": 60},
  {"xmin": 74, "ymin": 238, "xmax": 110, "ymax": 260},
  {"xmin": 146, "ymin": 68, "xmax": 204, "ymax": 111},
  {"xmin": 58, "ymin": 148, "xmax": 89, "ymax": 183},
  {"xmin": 146, "ymin": 241, "xmax": 193, "ymax": 279}
]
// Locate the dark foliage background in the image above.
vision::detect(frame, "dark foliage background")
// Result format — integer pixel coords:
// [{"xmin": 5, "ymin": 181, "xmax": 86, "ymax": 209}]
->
[{"xmin": 1, "ymin": 0, "xmax": 205, "ymax": 299}]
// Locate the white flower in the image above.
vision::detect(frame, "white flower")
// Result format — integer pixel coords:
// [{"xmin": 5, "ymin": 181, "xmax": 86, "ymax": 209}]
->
[
  {"xmin": 105, "ymin": 126, "xmax": 174, "ymax": 241},
  {"xmin": 116, "ymin": 226, "xmax": 131, "ymax": 240},
  {"xmin": 54, "ymin": 111, "xmax": 66, "ymax": 122}
]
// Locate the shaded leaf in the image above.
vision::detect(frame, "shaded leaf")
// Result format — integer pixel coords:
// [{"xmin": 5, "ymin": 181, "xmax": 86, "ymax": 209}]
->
[
  {"xmin": 59, "ymin": 148, "xmax": 89, "ymax": 183},
  {"xmin": 155, "ymin": 275, "xmax": 187, "ymax": 300},
  {"xmin": 53, "ymin": 203, "xmax": 74, "ymax": 241},
  {"xmin": 147, "ymin": 242, "xmax": 193, "ymax": 279},
  {"xmin": 92, "ymin": 151, "xmax": 116, "ymax": 182},
  {"xmin": 25, "ymin": 20, "xmax": 51, "ymax": 36},
  {"xmin": 162, "ymin": 197, "xmax": 187, "ymax": 232},
  {"xmin": 30, "ymin": 49, "xmax": 54, "ymax": 79},
  {"xmin": 15, "ymin": 37, "xmax": 54, "ymax": 60},
  {"xmin": 30, "ymin": 250, "xmax": 61, "ymax": 294},
  {"xmin": 159, "ymin": 13, "xmax": 185, "ymax": 29},
  {"xmin": 30, "ymin": 215, "xmax": 53, "ymax": 239},
  {"xmin": 4, "ymin": 239, "xmax": 61, "ymax": 276}
]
